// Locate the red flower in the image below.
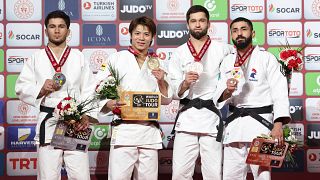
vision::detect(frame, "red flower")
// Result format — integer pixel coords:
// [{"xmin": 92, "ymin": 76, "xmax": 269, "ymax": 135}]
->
[
  {"xmin": 57, "ymin": 102, "xmax": 62, "ymax": 110},
  {"xmin": 64, "ymin": 96, "xmax": 72, "ymax": 101},
  {"xmin": 112, "ymin": 107, "xmax": 121, "ymax": 115},
  {"xmin": 63, "ymin": 104, "xmax": 71, "ymax": 110}
]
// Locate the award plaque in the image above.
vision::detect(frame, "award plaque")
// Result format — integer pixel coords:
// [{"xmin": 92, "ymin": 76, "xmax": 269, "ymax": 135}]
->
[
  {"xmin": 246, "ymin": 138, "xmax": 289, "ymax": 168},
  {"xmin": 119, "ymin": 91, "xmax": 161, "ymax": 121},
  {"xmin": 51, "ymin": 121, "xmax": 93, "ymax": 152}
]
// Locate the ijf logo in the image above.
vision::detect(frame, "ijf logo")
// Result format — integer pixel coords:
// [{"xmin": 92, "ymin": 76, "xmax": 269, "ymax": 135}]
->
[
  {"xmin": 44, "ymin": 0, "xmax": 79, "ymax": 20},
  {"xmin": 248, "ymin": 68, "xmax": 257, "ymax": 81},
  {"xmin": 83, "ymin": 24, "xmax": 116, "ymax": 46},
  {"xmin": 305, "ymin": 22, "xmax": 320, "ymax": 45},
  {"xmin": 229, "ymin": 0, "xmax": 264, "ymax": 20},
  {"xmin": 267, "ymin": 22, "xmax": 302, "ymax": 45},
  {"xmin": 6, "ymin": 0, "xmax": 41, "ymax": 21},
  {"xmin": 306, "ymin": 98, "xmax": 320, "ymax": 121},
  {"xmin": 82, "ymin": 0, "xmax": 116, "ymax": 21},
  {"xmin": 267, "ymin": 0, "xmax": 301, "ymax": 20},
  {"xmin": 120, "ymin": 0, "xmax": 153, "ymax": 20},
  {"xmin": 307, "ymin": 149, "xmax": 320, "ymax": 172},
  {"xmin": 304, "ymin": 0, "xmax": 320, "ymax": 19},
  {"xmin": 6, "ymin": 23, "xmax": 42, "ymax": 47},
  {"xmin": 7, "ymin": 126, "xmax": 36, "ymax": 150}
]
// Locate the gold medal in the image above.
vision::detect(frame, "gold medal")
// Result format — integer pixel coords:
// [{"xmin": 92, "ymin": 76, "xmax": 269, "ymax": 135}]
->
[{"xmin": 147, "ymin": 57, "xmax": 160, "ymax": 70}]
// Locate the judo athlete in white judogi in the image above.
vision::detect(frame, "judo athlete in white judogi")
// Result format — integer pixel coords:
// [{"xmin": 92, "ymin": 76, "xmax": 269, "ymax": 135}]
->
[
  {"xmin": 216, "ymin": 17, "xmax": 291, "ymax": 180},
  {"xmin": 96, "ymin": 16, "xmax": 172, "ymax": 180},
  {"xmin": 169, "ymin": 5, "xmax": 233, "ymax": 180},
  {"xmin": 15, "ymin": 11, "xmax": 95, "ymax": 180}
]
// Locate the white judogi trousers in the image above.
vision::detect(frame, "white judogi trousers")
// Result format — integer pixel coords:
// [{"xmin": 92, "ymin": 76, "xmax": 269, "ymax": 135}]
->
[
  {"xmin": 172, "ymin": 132, "xmax": 223, "ymax": 180},
  {"xmin": 37, "ymin": 145, "xmax": 90, "ymax": 180},
  {"xmin": 108, "ymin": 145, "xmax": 158, "ymax": 180},
  {"xmin": 223, "ymin": 142, "xmax": 271, "ymax": 180}
]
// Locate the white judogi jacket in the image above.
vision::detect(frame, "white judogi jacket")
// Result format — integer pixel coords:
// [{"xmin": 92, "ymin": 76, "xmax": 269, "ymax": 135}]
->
[
  {"xmin": 15, "ymin": 47, "xmax": 96, "ymax": 143},
  {"xmin": 96, "ymin": 50, "xmax": 173, "ymax": 149},
  {"xmin": 218, "ymin": 46, "xmax": 291, "ymax": 144},
  {"xmin": 169, "ymin": 40, "xmax": 233, "ymax": 134}
]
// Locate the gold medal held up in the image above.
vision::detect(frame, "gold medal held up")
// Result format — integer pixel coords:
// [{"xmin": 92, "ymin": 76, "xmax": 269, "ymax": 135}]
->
[{"xmin": 147, "ymin": 57, "xmax": 160, "ymax": 70}]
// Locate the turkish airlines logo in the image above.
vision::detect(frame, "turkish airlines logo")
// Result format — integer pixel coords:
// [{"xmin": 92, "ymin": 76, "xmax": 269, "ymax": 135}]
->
[
  {"xmin": 83, "ymin": 2, "xmax": 91, "ymax": 10},
  {"xmin": 121, "ymin": 27, "xmax": 129, "ymax": 35}
]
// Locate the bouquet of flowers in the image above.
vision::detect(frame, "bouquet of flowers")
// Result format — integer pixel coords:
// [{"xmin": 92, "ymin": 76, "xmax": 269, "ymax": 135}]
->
[
  {"xmin": 95, "ymin": 62, "xmax": 124, "ymax": 121},
  {"xmin": 278, "ymin": 40, "xmax": 304, "ymax": 85},
  {"xmin": 53, "ymin": 96, "xmax": 97, "ymax": 124},
  {"xmin": 95, "ymin": 62, "xmax": 123, "ymax": 100},
  {"xmin": 282, "ymin": 125, "xmax": 302, "ymax": 167}
]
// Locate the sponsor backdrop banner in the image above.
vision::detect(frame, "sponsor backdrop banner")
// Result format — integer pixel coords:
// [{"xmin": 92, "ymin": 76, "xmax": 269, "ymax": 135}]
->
[{"xmin": 0, "ymin": 0, "xmax": 319, "ymax": 179}]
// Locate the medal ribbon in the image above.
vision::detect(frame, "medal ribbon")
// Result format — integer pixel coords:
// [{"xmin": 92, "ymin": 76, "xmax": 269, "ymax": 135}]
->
[
  {"xmin": 187, "ymin": 35, "xmax": 211, "ymax": 62},
  {"xmin": 45, "ymin": 46, "xmax": 71, "ymax": 72},
  {"xmin": 128, "ymin": 46, "xmax": 158, "ymax": 58},
  {"xmin": 234, "ymin": 45, "xmax": 254, "ymax": 67}
]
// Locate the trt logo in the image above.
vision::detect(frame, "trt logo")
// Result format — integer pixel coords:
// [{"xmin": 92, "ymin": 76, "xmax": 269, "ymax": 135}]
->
[
  {"xmin": 307, "ymin": 124, "xmax": 320, "ymax": 147},
  {"xmin": 119, "ymin": 0, "xmax": 153, "ymax": 20},
  {"xmin": 10, "ymin": 158, "xmax": 37, "ymax": 170},
  {"xmin": 7, "ymin": 152, "xmax": 38, "ymax": 175}
]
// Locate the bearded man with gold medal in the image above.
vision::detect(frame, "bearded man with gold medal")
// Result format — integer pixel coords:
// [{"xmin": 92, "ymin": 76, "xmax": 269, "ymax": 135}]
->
[
  {"xmin": 15, "ymin": 10, "xmax": 95, "ymax": 180},
  {"xmin": 95, "ymin": 16, "xmax": 173, "ymax": 180},
  {"xmin": 168, "ymin": 5, "xmax": 233, "ymax": 180}
]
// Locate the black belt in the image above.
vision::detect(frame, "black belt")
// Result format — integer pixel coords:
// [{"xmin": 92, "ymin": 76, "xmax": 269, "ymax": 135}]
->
[
  {"xmin": 39, "ymin": 106, "xmax": 55, "ymax": 145},
  {"xmin": 171, "ymin": 98, "xmax": 221, "ymax": 134},
  {"xmin": 216, "ymin": 105, "xmax": 273, "ymax": 142}
]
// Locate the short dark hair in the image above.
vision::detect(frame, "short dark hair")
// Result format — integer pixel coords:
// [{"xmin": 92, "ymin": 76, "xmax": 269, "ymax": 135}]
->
[
  {"xmin": 230, "ymin": 17, "xmax": 253, "ymax": 31},
  {"xmin": 129, "ymin": 16, "xmax": 156, "ymax": 37},
  {"xmin": 45, "ymin": 10, "xmax": 70, "ymax": 29},
  {"xmin": 186, "ymin": 5, "xmax": 209, "ymax": 22}
]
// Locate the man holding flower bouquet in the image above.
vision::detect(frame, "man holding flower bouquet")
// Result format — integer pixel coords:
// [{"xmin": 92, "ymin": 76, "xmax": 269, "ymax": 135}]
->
[
  {"xmin": 95, "ymin": 16, "xmax": 172, "ymax": 180},
  {"xmin": 15, "ymin": 11, "xmax": 95, "ymax": 180},
  {"xmin": 216, "ymin": 17, "xmax": 292, "ymax": 180}
]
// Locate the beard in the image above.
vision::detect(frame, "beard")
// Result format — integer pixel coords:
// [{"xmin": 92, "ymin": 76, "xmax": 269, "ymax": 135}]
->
[
  {"xmin": 48, "ymin": 37, "xmax": 67, "ymax": 46},
  {"xmin": 232, "ymin": 35, "xmax": 252, "ymax": 50},
  {"xmin": 190, "ymin": 28, "xmax": 208, "ymax": 40}
]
